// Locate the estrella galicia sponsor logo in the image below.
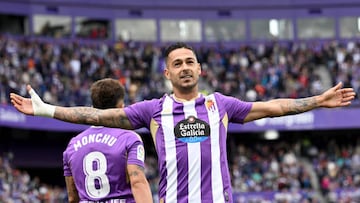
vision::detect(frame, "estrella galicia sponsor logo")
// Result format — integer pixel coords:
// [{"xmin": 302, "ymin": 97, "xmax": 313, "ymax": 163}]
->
[{"xmin": 174, "ymin": 116, "xmax": 210, "ymax": 143}]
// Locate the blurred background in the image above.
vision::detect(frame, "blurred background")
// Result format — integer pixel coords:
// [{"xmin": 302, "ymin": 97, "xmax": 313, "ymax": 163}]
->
[{"xmin": 0, "ymin": 0, "xmax": 360, "ymax": 202}]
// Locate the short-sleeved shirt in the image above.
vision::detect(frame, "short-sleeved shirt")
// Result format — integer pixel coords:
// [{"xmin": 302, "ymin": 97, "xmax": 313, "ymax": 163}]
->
[
  {"xmin": 124, "ymin": 92, "xmax": 252, "ymax": 203},
  {"xmin": 63, "ymin": 126, "xmax": 145, "ymax": 203}
]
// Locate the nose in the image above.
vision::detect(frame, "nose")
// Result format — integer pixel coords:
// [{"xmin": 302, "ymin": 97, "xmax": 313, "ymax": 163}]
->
[
  {"xmin": 181, "ymin": 62, "xmax": 191, "ymax": 70},
  {"xmin": 181, "ymin": 65, "xmax": 191, "ymax": 74}
]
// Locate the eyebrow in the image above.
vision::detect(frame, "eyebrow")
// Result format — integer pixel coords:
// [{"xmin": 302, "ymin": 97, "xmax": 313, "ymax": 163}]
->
[{"xmin": 172, "ymin": 57, "xmax": 196, "ymax": 63}]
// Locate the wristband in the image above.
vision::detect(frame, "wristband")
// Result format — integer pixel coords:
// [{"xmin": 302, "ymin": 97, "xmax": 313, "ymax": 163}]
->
[{"xmin": 29, "ymin": 88, "xmax": 56, "ymax": 118}]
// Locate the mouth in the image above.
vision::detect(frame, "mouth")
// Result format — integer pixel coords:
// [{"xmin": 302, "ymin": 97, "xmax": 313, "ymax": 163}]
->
[{"xmin": 180, "ymin": 75, "xmax": 192, "ymax": 79}]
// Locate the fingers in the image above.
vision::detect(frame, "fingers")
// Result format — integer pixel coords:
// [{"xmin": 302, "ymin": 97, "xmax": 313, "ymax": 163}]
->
[
  {"xmin": 342, "ymin": 88, "xmax": 355, "ymax": 93},
  {"xmin": 341, "ymin": 88, "xmax": 356, "ymax": 98},
  {"xmin": 340, "ymin": 101, "xmax": 352, "ymax": 107},
  {"xmin": 10, "ymin": 93, "xmax": 22, "ymax": 104},
  {"xmin": 9, "ymin": 84, "xmax": 33, "ymax": 105},
  {"xmin": 341, "ymin": 88, "xmax": 356, "ymax": 104},
  {"xmin": 342, "ymin": 98, "xmax": 354, "ymax": 103},
  {"xmin": 10, "ymin": 94, "xmax": 22, "ymax": 110}
]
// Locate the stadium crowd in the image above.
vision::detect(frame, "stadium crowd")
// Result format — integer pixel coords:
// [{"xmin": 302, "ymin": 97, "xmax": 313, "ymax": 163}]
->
[
  {"xmin": 1, "ymin": 35, "xmax": 360, "ymax": 202},
  {"xmin": 228, "ymin": 135, "xmax": 360, "ymax": 202},
  {"xmin": 3, "ymin": 135, "xmax": 360, "ymax": 202},
  {"xmin": 307, "ymin": 136, "xmax": 360, "ymax": 202},
  {"xmin": 0, "ymin": 152, "xmax": 67, "ymax": 203},
  {"xmin": 0, "ymin": 35, "xmax": 359, "ymax": 107}
]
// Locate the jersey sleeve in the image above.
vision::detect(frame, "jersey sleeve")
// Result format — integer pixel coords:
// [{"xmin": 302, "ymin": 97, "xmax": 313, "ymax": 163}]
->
[
  {"xmin": 126, "ymin": 132, "xmax": 146, "ymax": 168},
  {"xmin": 123, "ymin": 99, "xmax": 157, "ymax": 129},
  {"xmin": 216, "ymin": 93, "xmax": 253, "ymax": 124}
]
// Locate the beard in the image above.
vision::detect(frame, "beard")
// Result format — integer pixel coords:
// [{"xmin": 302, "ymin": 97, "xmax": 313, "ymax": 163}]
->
[{"xmin": 173, "ymin": 78, "xmax": 198, "ymax": 93}]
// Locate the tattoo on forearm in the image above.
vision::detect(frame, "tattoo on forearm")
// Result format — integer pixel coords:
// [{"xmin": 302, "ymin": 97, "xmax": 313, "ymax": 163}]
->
[
  {"xmin": 119, "ymin": 117, "xmax": 130, "ymax": 128},
  {"xmin": 128, "ymin": 166, "xmax": 145, "ymax": 177},
  {"xmin": 129, "ymin": 170, "xmax": 139, "ymax": 177},
  {"xmin": 55, "ymin": 107, "xmax": 131, "ymax": 128},
  {"xmin": 56, "ymin": 107, "xmax": 100, "ymax": 124},
  {"xmin": 282, "ymin": 97, "xmax": 317, "ymax": 115}
]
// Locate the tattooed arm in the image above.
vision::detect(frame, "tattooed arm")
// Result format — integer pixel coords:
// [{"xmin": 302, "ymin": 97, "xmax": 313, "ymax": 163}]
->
[
  {"xmin": 244, "ymin": 82, "xmax": 355, "ymax": 123},
  {"xmin": 54, "ymin": 106, "xmax": 133, "ymax": 129},
  {"xmin": 10, "ymin": 85, "xmax": 133, "ymax": 129},
  {"xmin": 127, "ymin": 164, "xmax": 153, "ymax": 203}
]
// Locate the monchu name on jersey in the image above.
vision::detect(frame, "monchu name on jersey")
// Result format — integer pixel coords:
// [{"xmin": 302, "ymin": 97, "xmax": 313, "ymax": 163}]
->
[{"xmin": 73, "ymin": 133, "xmax": 118, "ymax": 151}]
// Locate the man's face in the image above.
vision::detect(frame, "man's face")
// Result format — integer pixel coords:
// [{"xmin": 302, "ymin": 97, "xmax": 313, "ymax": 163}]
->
[{"xmin": 164, "ymin": 48, "xmax": 201, "ymax": 92}]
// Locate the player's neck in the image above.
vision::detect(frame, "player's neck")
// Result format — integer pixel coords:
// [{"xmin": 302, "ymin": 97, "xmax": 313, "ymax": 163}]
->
[{"xmin": 172, "ymin": 92, "xmax": 200, "ymax": 102}]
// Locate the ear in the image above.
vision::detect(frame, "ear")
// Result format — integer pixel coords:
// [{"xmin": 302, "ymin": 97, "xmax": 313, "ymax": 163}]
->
[
  {"xmin": 164, "ymin": 68, "xmax": 170, "ymax": 80},
  {"xmin": 197, "ymin": 63, "xmax": 202, "ymax": 75}
]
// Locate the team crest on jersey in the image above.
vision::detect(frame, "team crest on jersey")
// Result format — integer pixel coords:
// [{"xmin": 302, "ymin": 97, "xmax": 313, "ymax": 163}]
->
[
  {"xmin": 174, "ymin": 116, "xmax": 210, "ymax": 143},
  {"xmin": 205, "ymin": 99, "xmax": 216, "ymax": 112},
  {"xmin": 137, "ymin": 145, "xmax": 145, "ymax": 162}
]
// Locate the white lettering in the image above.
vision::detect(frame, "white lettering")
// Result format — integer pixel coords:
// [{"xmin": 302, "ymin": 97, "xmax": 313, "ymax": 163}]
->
[
  {"xmin": 81, "ymin": 137, "xmax": 88, "ymax": 145},
  {"xmin": 74, "ymin": 140, "xmax": 82, "ymax": 151},
  {"xmin": 88, "ymin": 134, "xmax": 95, "ymax": 143},
  {"xmin": 101, "ymin": 134, "xmax": 111, "ymax": 143},
  {"xmin": 108, "ymin": 137, "xmax": 117, "ymax": 146},
  {"xmin": 73, "ymin": 133, "xmax": 118, "ymax": 151},
  {"xmin": 179, "ymin": 123, "xmax": 206, "ymax": 130},
  {"xmin": 180, "ymin": 129, "xmax": 205, "ymax": 137},
  {"xmin": 96, "ymin": 133, "xmax": 103, "ymax": 142}
]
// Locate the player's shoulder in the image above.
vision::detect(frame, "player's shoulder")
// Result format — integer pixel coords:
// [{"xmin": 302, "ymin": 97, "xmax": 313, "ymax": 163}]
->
[
  {"xmin": 137, "ymin": 95, "xmax": 163, "ymax": 104},
  {"xmin": 126, "ymin": 96, "xmax": 162, "ymax": 111},
  {"xmin": 203, "ymin": 92, "xmax": 227, "ymax": 102},
  {"xmin": 212, "ymin": 91, "xmax": 226, "ymax": 97},
  {"xmin": 211, "ymin": 91, "xmax": 242, "ymax": 101}
]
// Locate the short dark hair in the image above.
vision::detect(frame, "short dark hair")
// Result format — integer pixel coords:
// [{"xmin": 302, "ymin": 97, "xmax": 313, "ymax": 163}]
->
[
  {"xmin": 90, "ymin": 78, "xmax": 125, "ymax": 109},
  {"xmin": 164, "ymin": 42, "xmax": 197, "ymax": 64}
]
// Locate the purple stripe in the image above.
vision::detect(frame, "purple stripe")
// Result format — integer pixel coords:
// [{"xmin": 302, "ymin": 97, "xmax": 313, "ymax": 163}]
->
[
  {"xmin": 172, "ymin": 100, "xmax": 188, "ymax": 202},
  {"xmin": 196, "ymin": 97, "xmax": 213, "ymax": 202}
]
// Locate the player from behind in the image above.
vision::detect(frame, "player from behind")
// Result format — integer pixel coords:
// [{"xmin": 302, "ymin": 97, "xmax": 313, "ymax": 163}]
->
[{"xmin": 62, "ymin": 78, "xmax": 153, "ymax": 203}]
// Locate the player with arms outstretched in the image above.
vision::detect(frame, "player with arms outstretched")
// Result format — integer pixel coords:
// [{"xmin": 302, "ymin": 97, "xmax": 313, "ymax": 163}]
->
[{"xmin": 11, "ymin": 43, "xmax": 355, "ymax": 203}]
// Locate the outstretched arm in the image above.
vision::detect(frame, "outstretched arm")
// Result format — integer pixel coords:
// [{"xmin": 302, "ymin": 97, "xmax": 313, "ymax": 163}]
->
[
  {"xmin": 244, "ymin": 82, "xmax": 356, "ymax": 123},
  {"xmin": 10, "ymin": 85, "xmax": 134, "ymax": 129}
]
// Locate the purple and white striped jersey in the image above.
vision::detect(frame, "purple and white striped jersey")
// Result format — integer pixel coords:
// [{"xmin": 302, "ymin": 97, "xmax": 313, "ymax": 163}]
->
[
  {"xmin": 63, "ymin": 126, "xmax": 145, "ymax": 203},
  {"xmin": 124, "ymin": 92, "xmax": 252, "ymax": 203}
]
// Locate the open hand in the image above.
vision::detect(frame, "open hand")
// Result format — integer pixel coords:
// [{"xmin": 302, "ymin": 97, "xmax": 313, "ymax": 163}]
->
[
  {"xmin": 10, "ymin": 85, "xmax": 36, "ymax": 115},
  {"xmin": 320, "ymin": 82, "xmax": 356, "ymax": 108}
]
